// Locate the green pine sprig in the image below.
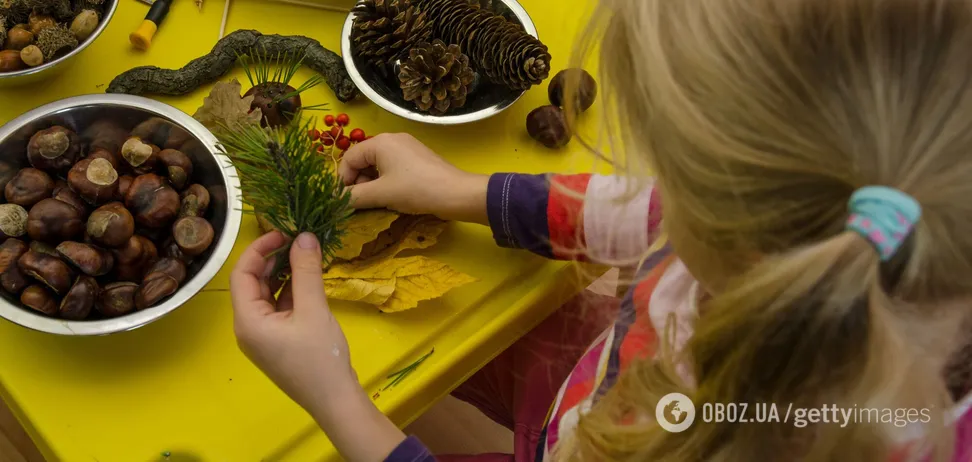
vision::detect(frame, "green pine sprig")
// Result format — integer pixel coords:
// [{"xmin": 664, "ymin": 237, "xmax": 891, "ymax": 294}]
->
[{"xmin": 218, "ymin": 120, "xmax": 353, "ymax": 277}]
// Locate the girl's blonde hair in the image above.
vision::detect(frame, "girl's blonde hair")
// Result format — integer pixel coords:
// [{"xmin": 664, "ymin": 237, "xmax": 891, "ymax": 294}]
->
[{"xmin": 560, "ymin": 0, "xmax": 972, "ymax": 460}]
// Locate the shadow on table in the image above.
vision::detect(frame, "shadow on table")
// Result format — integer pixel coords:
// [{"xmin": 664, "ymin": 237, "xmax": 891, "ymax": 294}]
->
[{"xmin": 152, "ymin": 450, "xmax": 205, "ymax": 462}]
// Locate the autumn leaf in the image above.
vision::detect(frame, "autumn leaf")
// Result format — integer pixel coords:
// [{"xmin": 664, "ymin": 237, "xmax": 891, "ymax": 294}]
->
[
  {"xmin": 323, "ymin": 277, "xmax": 396, "ymax": 305},
  {"xmin": 377, "ymin": 259, "xmax": 476, "ymax": 313},
  {"xmin": 332, "ymin": 209, "xmax": 400, "ymax": 260},
  {"xmin": 357, "ymin": 214, "xmax": 446, "ymax": 260},
  {"xmin": 193, "ymin": 79, "xmax": 262, "ymax": 134},
  {"xmin": 324, "ymin": 256, "xmax": 476, "ymax": 312}
]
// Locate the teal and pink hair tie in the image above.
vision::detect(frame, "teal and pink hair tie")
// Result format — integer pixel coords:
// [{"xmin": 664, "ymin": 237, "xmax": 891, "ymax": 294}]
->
[{"xmin": 846, "ymin": 186, "xmax": 922, "ymax": 261}]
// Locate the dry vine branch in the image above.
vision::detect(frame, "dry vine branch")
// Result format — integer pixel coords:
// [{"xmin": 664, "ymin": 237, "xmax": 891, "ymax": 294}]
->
[{"xmin": 106, "ymin": 29, "xmax": 358, "ymax": 102}]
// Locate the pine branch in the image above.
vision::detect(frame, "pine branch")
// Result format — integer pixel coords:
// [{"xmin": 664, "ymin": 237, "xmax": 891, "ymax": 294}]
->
[{"xmin": 218, "ymin": 120, "xmax": 353, "ymax": 277}]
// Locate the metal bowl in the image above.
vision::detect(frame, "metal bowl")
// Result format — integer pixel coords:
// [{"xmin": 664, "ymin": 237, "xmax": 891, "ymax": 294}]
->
[
  {"xmin": 0, "ymin": 0, "xmax": 119, "ymax": 87},
  {"xmin": 0, "ymin": 95, "xmax": 242, "ymax": 335},
  {"xmin": 341, "ymin": 0, "xmax": 538, "ymax": 125}
]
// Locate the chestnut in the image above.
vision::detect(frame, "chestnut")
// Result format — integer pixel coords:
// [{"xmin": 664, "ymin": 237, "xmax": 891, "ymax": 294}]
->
[
  {"xmin": 28, "ymin": 13, "xmax": 56, "ymax": 35},
  {"xmin": 172, "ymin": 217, "xmax": 214, "ymax": 257},
  {"xmin": 52, "ymin": 183, "xmax": 88, "ymax": 217},
  {"xmin": 18, "ymin": 249, "xmax": 73, "ymax": 295},
  {"xmin": 86, "ymin": 148, "xmax": 121, "ymax": 171},
  {"xmin": 21, "ymin": 285, "xmax": 58, "ymax": 316},
  {"xmin": 60, "ymin": 276, "xmax": 98, "ymax": 320},
  {"xmin": 526, "ymin": 105, "xmax": 571, "ymax": 149},
  {"xmin": 547, "ymin": 68, "xmax": 598, "ymax": 112},
  {"xmin": 125, "ymin": 174, "xmax": 179, "ymax": 228},
  {"xmin": 116, "ymin": 175, "xmax": 134, "ymax": 201},
  {"xmin": 120, "ymin": 137, "xmax": 159, "ymax": 174},
  {"xmin": 135, "ymin": 273, "xmax": 179, "ymax": 310},
  {"xmin": 27, "ymin": 126, "xmax": 81, "ymax": 171},
  {"xmin": 157, "ymin": 149, "xmax": 193, "ymax": 190},
  {"xmin": 0, "ymin": 239, "xmax": 28, "ymax": 294},
  {"xmin": 145, "ymin": 257, "xmax": 187, "ymax": 284},
  {"xmin": 82, "ymin": 120, "xmax": 128, "ymax": 155},
  {"xmin": 0, "ymin": 204, "xmax": 28, "ymax": 239},
  {"xmin": 3, "ymin": 27, "xmax": 33, "ymax": 51},
  {"xmin": 5, "ymin": 168, "xmax": 54, "ymax": 208},
  {"xmin": 56, "ymin": 241, "xmax": 114, "ymax": 277},
  {"xmin": 179, "ymin": 184, "xmax": 210, "ymax": 218},
  {"xmin": 86, "ymin": 202, "xmax": 134, "ymax": 248},
  {"xmin": 97, "ymin": 282, "xmax": 137, "ymax": 317},
  {"xmin": 27, "ymin": 198, "xmax": 84, "ymax": 243},
  {"xmin": 162, "ymin": 237, "xmax": 192, "ymax": 265},
  {"xmin": 111, "ymin": 235, "xmax": 157, "ymax": 282},
  {"xmin": 29, "ymin": 241, "xmax": 58, "ymax": 257},
  {"xmin": 0, "ymin": 162, "xmax": 18, "ymax": 194},
  {"xmin": 68, "ymin": 157, "xmax": 118, "ymax": 205}
]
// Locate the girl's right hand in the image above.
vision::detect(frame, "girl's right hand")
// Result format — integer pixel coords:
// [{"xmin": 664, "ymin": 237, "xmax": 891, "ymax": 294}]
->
[{"xmin": 338, "ymin": 133, "xmax": 489, "ymax": 225}]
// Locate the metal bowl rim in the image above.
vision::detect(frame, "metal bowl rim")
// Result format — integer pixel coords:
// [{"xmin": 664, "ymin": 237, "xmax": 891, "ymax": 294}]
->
[
  {"xmin": 0, "ymin": 0, "xmax": 120, "ymax": 81},
  {"xmin": 340, "ymin": 0, "xmax": 538, "ymax": 125},
  {"xmin": 0, "ymin": 94, "xmax": 243, "ymax": 336}
]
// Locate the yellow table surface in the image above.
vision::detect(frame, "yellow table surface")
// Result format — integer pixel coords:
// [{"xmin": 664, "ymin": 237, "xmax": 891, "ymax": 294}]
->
[{"xmin": 0, "ymin": 0, "xmax": 603, "ymax": 460}]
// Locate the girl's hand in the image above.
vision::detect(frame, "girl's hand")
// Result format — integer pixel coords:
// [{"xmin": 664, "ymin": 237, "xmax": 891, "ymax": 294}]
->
[
  {"xmin": 230, "ymin": 231, "xmax": 406, "ymax": 462},
  {"xmin": 338, "ymin": 133, "xmax": 489, "ymax": 225},
  {"xmin": 230, "ymin": 231, "xmax": 358, "ymax": 413}
]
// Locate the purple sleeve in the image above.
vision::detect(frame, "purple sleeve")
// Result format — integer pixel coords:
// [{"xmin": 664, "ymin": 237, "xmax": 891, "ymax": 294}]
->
[
  {"xmin": 486, "ymin": 173, "xmax": 555, "ymax": 258},
  {"xmin": 384, "ymin": 436, "xmax": 437, "ymax": 462}
]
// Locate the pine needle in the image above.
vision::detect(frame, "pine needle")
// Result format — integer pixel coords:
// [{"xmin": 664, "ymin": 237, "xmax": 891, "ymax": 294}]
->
[
  {"xmin": 381, "ymin": 348, "xmax": 435, "ymax": 391},
  {"xmin": 218, "ymin": 120, "xmax": 353, "ymax": 277}
]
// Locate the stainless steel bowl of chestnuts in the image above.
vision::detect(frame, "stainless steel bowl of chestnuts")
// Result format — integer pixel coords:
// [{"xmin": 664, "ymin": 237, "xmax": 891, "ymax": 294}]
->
[
  {"xmin": 0, "ymin": 94, "xmax": 242, "ymax": 335},
  {"xmin": 0, "ymin": 0, "xmax": 119, "ymax": 86}
]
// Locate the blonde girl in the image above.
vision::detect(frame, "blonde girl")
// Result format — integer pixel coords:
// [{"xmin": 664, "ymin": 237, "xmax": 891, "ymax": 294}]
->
[{"xmin": 228, "ymin": 0, "xmax": 972, "ymax": 461}]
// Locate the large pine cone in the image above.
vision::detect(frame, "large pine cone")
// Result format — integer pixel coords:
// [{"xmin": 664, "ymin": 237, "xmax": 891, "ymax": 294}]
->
[
  {"xmin": 416, "ymin": 0, "xmax": 549, "ymax": 90},
  {"xmin": 398, "ymin": 39, "xmax": 476, "ymax": 114},
  {"xmin": 350, "ymin": 0, "xmax": 433, "ymax": 70}
]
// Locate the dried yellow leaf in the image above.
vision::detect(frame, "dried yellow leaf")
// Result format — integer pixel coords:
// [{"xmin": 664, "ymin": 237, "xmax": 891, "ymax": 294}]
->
[
  {"xmin": 193, "ymin": 79, "xmax": 262, "ymax": 134},
  {"xmin": 332, "ymin": 209, "xmax": 400, "ymax": 260},
  {"xmin": 324, "ymin": 256, "xmax": 476, "ymax": 312},
  {"xmin": 378, "ymin": 260, "xmax": 477, "ymax": 313},
  {"xmin": 322, "ymin": 277, "xmax": 396, "ymax": 305},
  {"xmin": 357, "ymin": 214, "xmax": 446, "ymax": 260}
]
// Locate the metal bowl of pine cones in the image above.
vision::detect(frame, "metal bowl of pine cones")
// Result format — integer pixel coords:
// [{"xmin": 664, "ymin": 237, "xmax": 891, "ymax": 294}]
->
[{"xmin": 342, "ymin": 0, "xmax": 551, "ymax": 125}]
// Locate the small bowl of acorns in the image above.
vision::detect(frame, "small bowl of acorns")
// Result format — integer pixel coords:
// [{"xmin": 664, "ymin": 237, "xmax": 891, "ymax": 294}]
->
[
  {"xmin": 0, "ymin": 94, "xmax": 243, "ymax": 336},
  {"xmin": 341, "ymin": 0, "xmax": 552, "ymax": 125},
  {"xmin": 0, "ymin": 0, "xmax": 118, "ymax": 85}
]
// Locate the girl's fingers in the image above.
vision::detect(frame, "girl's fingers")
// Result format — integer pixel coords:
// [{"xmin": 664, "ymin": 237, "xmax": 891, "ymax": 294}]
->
[
  {"xmin": 288, "ymin": 233, "xmax": 330, "ymax": 315},
  {"xmin": 231, "ymin": 231, "xmax": 287, "ymax": 317}
]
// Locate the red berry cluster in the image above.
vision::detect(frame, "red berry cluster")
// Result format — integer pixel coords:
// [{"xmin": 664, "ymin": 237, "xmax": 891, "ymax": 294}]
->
[{"xmin": 308, "ymin": 113, "xmax": 369, "ymax": 157}]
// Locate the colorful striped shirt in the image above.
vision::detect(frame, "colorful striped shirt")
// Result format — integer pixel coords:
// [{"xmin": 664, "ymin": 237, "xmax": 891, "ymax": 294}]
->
[{"xmin": 386, "ymin": 172, "xmax": 972, "ymax": 462}]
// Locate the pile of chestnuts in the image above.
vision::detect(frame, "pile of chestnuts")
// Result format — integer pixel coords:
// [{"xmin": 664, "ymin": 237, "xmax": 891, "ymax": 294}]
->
[
  {"xmin": 526, "ymin": 68, "xmax": 598, "ymax": 149},
  {"xmin": 0, "ymin": 123, "xmax": 216, "ymax": 320}
]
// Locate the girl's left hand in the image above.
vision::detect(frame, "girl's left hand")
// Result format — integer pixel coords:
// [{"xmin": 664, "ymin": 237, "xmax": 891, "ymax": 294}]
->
[
  {"xmin": 230, "ymin": 231, "xmax": 359, "ymax": 416},
  {"xmin": 230, "ymin": 231, "xmax": 407, "ymax": 462}
]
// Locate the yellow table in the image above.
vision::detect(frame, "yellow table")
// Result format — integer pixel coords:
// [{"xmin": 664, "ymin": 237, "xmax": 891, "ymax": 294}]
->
[{"xmin": 0, "ymin": 0, "xmax": 602, "ymax": 460}]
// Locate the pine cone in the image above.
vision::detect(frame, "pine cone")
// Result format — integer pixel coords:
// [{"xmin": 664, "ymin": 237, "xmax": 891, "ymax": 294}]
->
[
  {"xmin": 398, "ymin": 39, "xmax": 475, "ymax": 114},
  {"xmin": 417, "ymin": 0, "xmax": 549, "ymax": 90},
  {"xmin": 350, "ymin": 0, "xmax": 432, "ymax": 70}
]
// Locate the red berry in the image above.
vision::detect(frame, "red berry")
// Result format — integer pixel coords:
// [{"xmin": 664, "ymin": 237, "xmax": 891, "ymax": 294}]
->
[
  {"xmin": 336, "ymin": 113, "xmax": 350, "ymax": 126},
  {"xmin": 336, "ymin": 136, "xmax": 351, "ymax": 151},
  {"xmin": 329, "ymin": 126, "xmax": 342, "ymax": 139},
  {"xmin": 324, "ymin": 115, "xmax": 335, "ymax": 126},
  {"xmin": 349, "ymin": 128, "xmax": 366, "ymax": 142},
  {"xmin": 322, "ymin": 137, "xmax": 334, "ymax": 146},
  {"xmin": 316, "ymin": 144, "xmax": 325, "ymax": 153},
  {"xmin": 308, "ymin": 128, "xmax": 320, "ymax": 141}
]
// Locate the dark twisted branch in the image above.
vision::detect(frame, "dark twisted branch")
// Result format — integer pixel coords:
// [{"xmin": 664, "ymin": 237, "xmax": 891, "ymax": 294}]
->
[{"xmin": 106, "ymin": 29, "xmax": 358, "ymax": 102}]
